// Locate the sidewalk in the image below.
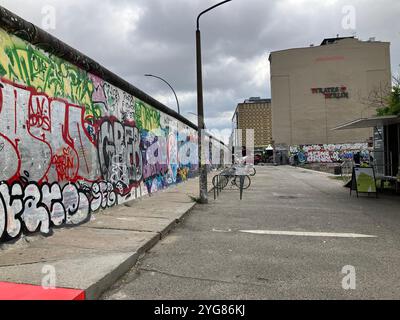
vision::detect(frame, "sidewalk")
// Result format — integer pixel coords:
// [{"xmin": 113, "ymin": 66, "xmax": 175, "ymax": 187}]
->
[{"xmin": 0, "ymin": 172, "xmax": 218, "ymax": 300}]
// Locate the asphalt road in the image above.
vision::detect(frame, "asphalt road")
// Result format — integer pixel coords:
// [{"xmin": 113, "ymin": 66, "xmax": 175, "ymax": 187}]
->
[{"xmin": 102, "ymin": 166, "xmax": 400, "ymax": 299}]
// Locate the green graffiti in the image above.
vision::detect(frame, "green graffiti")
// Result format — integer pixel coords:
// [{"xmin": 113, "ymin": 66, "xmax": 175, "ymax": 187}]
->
[
  {"xmin": 135, "ymin": 100, "xmax": 160, "ymax": 131},
  {"xmin": 0, "ymin": 29, "xmax": 95, "ymax": 115}
]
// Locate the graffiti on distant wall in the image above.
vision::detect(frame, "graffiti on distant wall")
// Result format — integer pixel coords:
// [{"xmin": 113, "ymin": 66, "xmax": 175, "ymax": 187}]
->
[
  {"xmin": 289, "ymin": 143, "xmax": 369, "ymax": 163},
  {"xmin": 0, "ymin": 28, "xmax": 228, "ymax": 242}
]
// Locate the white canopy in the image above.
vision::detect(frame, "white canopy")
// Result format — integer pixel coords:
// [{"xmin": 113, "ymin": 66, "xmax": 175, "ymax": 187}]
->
[{"xmin": 332, "ymin": 115, "xmax": 400, "ymax": 130}]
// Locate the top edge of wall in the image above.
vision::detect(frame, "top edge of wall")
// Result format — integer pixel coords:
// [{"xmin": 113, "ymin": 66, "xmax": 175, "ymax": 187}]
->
[{"xmin": 0, "ymin": 5, "xmax": 225, "ymax": 146}]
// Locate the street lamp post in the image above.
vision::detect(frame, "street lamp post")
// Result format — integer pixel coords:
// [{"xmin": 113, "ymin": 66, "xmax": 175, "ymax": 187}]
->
[
  {"xmin": 144, "ymin": 74, "xmax": 180, "ymax": 114},
  {"xmin": 196, "ymin": 0, "xmax": 232, "ymax": 204}
]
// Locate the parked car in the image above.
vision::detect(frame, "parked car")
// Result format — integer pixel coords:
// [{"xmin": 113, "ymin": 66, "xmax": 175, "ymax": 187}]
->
[{"xmin": 254, "ymin": 154, "xmax": 262, "ymax": 165}]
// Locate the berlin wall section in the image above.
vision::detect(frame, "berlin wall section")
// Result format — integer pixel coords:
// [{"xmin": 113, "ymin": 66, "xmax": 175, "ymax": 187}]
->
[{"xmin": 0, "ymin": 7, "xmax": 228, "ymax": 243}]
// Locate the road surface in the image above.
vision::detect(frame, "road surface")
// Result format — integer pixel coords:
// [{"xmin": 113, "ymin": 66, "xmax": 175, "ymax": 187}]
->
[{"xmin": 102, "ymin": 166, "xmax": 400, "ymax": 299}]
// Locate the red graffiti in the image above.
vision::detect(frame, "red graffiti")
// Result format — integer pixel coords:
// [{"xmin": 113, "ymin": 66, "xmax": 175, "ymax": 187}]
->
[
  {"xmin": 28, "ymin": 95, "xmax": 51, "ymax": 131},
  {"xmin": 52, "ymin": 147, "xmax": 76, "ymax": 181},
  {"xmin": 0, "ymin": 77, "xmax": 99, "ymax": 185}
]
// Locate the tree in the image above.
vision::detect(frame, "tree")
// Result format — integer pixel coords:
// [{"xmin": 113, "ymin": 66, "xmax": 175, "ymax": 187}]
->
[
  {"xmin": 357, "ymin": 81, "xmax": 391, "ymax": 118},
  {"xmin": 377, "ymin": 76, "xmax": 400, "ymax": 116}
]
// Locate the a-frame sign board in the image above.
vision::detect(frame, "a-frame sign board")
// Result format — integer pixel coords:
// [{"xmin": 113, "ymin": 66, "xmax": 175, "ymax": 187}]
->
[{"xmin": 350, "ymin": 166, "xmax": 378, "ymax": 198}]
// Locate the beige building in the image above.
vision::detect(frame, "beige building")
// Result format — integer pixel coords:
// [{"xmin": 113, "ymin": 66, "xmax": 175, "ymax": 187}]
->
[
  {"xmin": 269, "ymin": 37, "xmax": 391, "ymax": 146},
  {"xmin": 232, "ymin": 97, "xmax": 273, "ymax": 152}
]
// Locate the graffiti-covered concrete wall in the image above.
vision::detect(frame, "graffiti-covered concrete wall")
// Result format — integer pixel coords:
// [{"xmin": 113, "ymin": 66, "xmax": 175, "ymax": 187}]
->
[
  {"xmin": 289, "ymin": 143, "xmax": 369, "ymax": 164},
  {"xmin": 0, "ymin": 11, "xmax": 229, "ymax": 243}
]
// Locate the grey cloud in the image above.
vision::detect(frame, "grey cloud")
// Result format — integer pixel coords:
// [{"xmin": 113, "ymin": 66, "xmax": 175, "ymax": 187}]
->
[{"xmin": 0, "ymin": 0, "xmax": 399, "ymax": 142}]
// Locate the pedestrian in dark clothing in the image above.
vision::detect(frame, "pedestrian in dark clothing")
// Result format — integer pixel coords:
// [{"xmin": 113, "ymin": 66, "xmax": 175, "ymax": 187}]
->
[
  {"xmin": 353, "ymin": 152, "xmax": 361, "ymax": 167},
  {"xmin": 294, "ymin": 154, "xmax": 299, "ymax": 166}
]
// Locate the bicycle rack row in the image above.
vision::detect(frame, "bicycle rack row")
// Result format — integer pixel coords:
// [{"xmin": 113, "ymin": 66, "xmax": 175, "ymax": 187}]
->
[{"xmin": 212, "ymin": 166, "xmax": 254, "ymax": 201}]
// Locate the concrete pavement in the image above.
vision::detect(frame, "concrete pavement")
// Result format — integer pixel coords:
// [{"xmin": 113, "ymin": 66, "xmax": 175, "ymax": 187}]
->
[
  {"xmin": 102, "ymin": 165, "xmax": 400, "ymax": 300},
  {"xmin": 0, "ymin": 172, "xmax": 219, "ymax": 300}
]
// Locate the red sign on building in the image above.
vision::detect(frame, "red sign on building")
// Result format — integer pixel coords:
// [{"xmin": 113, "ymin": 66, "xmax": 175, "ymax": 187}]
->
[{"xmin": 311, "ymin": 86, "xmax": 349, "ymax": 99}]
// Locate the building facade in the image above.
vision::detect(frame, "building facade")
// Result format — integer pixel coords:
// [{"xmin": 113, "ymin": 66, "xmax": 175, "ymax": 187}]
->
[
  {"xmin": 269, "ymin": 37, "xmax": 392, "ymax": 148},
  {"xmin": 232, "ymin": 97, "xmax": 273, "ymax": 155}
]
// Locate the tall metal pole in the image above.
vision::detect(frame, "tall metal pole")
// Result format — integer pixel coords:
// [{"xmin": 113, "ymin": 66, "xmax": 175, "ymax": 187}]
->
[
  {"xmin": 144, "ymin": 74, "xmax": 180, "ymax": 114},
  {"xmin": 196, "ymin": 0, "xmax": 232, "ymax": 204},
  {"xmin": 196, "ymin": 28, "xmax": 208, "ymax": 203}
]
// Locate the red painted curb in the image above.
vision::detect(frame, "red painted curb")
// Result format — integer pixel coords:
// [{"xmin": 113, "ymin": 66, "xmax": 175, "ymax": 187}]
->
[{"xmin": 0, "ymin": 282, "xmax": 85, "ymax": 300}]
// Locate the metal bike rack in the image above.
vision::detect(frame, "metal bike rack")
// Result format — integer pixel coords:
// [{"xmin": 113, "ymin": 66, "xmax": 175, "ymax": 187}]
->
[{"xmin": 212, "ymin": 165, "xmax": 253, "ymax": 200}]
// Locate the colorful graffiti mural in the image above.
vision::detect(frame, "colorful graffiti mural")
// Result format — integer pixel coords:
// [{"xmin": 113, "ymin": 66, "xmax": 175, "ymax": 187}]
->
[
  {"xmin": 289, "ymin": 143, "xmax": 370, "ymax": 164},
  {"xmin": 0, "ymin": 27, "xmax": 229, "ymax": 243}
]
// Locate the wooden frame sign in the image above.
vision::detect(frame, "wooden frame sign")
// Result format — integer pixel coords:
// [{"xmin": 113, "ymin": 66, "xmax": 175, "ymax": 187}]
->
[{"xmin": 350, "ymin": 167, "xmax": 378, "ymax": 197}]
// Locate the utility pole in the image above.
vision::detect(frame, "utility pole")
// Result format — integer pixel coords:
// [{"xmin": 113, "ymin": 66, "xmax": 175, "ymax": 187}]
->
[{"xmin": 196, "ymin": 0, "xmax": 232, "ymax": 204}]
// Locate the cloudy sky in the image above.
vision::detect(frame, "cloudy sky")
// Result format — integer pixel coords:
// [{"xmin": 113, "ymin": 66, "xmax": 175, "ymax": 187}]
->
[{"xmin": 0, "ymin": 0, "xmax": 399, "ymax": 142}]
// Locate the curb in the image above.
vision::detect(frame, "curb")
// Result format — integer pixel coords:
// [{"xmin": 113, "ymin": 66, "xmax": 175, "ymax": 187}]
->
[
  {"xmin": 85, "ymin": 252, "xmax": 140, "ymax": 300},
  {"xmin": 294, "ymin": 166, "xmax": 334, "ymax": 176},
  {"xmin": 86, "ymin": 182, "xmax": 217, "ymax": 300},
  {"xmin": 0, "ymin": 172, "xmax": 220, "ymax": 300}
]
